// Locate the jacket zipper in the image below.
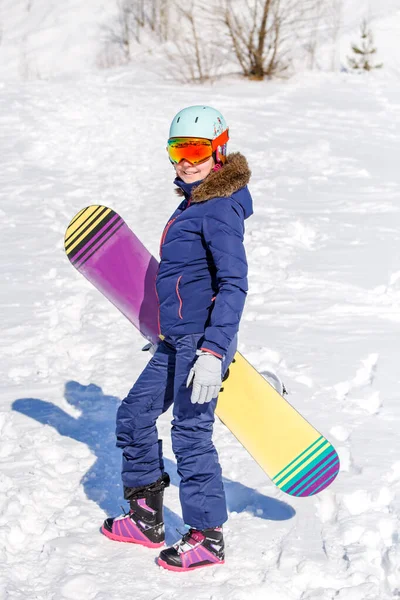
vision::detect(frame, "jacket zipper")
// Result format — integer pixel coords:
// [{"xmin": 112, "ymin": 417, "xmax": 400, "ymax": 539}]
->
[
  {"xmin": 159, "ymin": 217, "xmax": 177, "ymax": 257},
  {"xmin": 157, "ymin": 198, "xmax": 190, "ymax": 331},
  {"xmin": 159, "ymin": 198, "xmax": 191, "ymax": 257},
  {"xmin": 154, "ymin": 274, "xmax": 161, "ymax": 336},
  {"xmin": 156, "ymin": 217, "xmax": 179, "ymax": 335}
]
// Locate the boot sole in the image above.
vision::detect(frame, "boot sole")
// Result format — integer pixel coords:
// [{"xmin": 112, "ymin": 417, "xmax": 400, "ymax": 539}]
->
[
  {"xmin": 157, "ymin": 557, "xmax": 225, "ymax": 572},
  {"xmin": 101, "ymin": 525, "xmax": 165, "ymax": 548}
]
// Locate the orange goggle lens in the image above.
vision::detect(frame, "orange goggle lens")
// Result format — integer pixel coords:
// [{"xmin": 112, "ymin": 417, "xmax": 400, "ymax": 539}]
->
[{"xmin": 167, "ymin": 137, "xmax": 213, "ymax": 165}]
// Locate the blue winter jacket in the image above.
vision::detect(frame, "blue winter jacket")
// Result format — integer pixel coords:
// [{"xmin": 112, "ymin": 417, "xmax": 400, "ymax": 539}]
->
[{"xmin": 155, "ymin": 153, "xmax": 253, "ymax": 358}]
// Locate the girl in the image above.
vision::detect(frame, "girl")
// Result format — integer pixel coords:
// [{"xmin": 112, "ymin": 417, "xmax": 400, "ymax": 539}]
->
[{"xmin": 102, "ymin": 105, "xmax": 253, "ymax": 571}]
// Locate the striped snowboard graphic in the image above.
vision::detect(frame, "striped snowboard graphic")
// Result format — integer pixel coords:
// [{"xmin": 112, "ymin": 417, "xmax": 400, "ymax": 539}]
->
[
  {"xmin": 218, "ymin": 351, "xmax": 340, "ymax": 498},
  {"xmin": 65, "ymin": 205, "xmax": 159, "ymax": 340},
  {"xmin": 64, "ymin": 206, "xmax": 124, "ymax": 268},
  {"xmin": 272, "ymin": 436, "xmax": 339, "ymax": 497},
  {"xmin": 65, "ymin": 205, "xmax": 340, "ymax": 497}
]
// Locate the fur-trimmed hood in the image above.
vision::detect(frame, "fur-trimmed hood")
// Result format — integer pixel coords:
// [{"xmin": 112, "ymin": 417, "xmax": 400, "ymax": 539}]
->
[{"xmin": 174, "ymin": 152, "xmax": 252, "ymax": 209}]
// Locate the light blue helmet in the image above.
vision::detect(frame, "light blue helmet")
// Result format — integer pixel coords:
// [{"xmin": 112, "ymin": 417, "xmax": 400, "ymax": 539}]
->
[{"xmin": 169, "ymin": 105, "xmax": 229, "ymax": 163}]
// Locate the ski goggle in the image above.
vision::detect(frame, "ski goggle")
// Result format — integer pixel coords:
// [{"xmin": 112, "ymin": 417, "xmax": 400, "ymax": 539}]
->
[{"xmin": 167, "ymin": 130, "xmax": 229, "ymax": 165}]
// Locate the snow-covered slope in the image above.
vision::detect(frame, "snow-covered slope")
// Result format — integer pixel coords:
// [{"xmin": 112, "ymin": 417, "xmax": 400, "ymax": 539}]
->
[
  {"xmin": 1, "ymin": 69, "xmax": 400, "ymax": 598},
  {"xmin": 0, "ymin": 0, "xmax": 399, "ymax": 80},
  {"xmin": 0, "ymin": 0, "xmax": 117, "ymax": 79}
]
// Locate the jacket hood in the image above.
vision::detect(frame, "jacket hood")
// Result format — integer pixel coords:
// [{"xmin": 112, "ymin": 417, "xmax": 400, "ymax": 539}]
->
[{"xmin": 174, "ymin": 152, "xmax": 253, "ymax": 219}]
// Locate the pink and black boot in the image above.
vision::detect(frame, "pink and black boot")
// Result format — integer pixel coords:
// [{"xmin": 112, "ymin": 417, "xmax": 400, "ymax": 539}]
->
[
  {"xmin": 157, "ymin": 526, "xmax": 224, "ymax": 571},
  {"xmin": 102, "ymin": 473, "xmax": 170, "ymax": 549}
]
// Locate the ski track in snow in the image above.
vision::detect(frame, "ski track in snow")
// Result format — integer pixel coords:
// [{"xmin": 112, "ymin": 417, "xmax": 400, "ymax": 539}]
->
[{"xmin": 1, "ymin": 72, "xmax": 400, "ymax": 599}]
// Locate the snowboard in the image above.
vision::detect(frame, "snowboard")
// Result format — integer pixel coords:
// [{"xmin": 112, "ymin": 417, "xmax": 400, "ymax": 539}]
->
[{"xmin": 64, "ymin": 205, "xmax": 340, "ymax": 497}]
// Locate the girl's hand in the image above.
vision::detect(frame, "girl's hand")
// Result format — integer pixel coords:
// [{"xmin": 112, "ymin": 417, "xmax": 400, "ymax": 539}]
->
[{"xmin": 186, "ymin": 351, "xmax": 222, "ymax": 404}]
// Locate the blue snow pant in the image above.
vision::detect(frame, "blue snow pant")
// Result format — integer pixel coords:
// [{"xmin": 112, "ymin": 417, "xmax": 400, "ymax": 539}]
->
[{"xmin": 116, "ymin": 333, "xmax": 237, "ymax": 530}]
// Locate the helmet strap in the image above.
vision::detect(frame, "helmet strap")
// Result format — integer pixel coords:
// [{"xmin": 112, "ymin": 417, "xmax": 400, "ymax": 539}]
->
[
  {"xmin": 212, "ymin": 130, "xmax": 229, "ymax": 165},
  {"xmin": 213, "ymin": 146, "xmax": 227, "ymax": 165},
  {"xmin": 211, "ymin": 129, "xmax": 229, "ymax": 151},
  {"xmin": 212, "ymin": 161, "xmax": 223, "ymax": 173}
]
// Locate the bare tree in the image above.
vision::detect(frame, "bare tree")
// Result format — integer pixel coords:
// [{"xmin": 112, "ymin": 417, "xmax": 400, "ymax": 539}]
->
[
  {"xmin": 100, "ymin": 0, "xmax": 172, "ymax": 67},
  {"xmin": 119, "ymin": 0, "xmax": 134, "ymax": 60},
  {"xmin": 158, "ymin": 0, "xmax": 170, "ymax": 42},
  {"xmin": 167, "ymin": 2, "xmax": 227, "ymax": 83},
  {"xmin": 220, "ymin": 0, "xmax": 324, "ymax": 79},
  {"xmin": 221, "ymin": 0, "xmax": 278, "ymax": 79},
  {"xmin": 289, "ymin": 0, "xmax": 345, "ymax": 72},
  {"xmin": 328, "ymin": 0, "xmax": 342, "ymax": 71},
  {"xmin": 301, "ymin": 0, "xmax": 326, "ymax": 70},
  {"xmin": 99, "ymin": 0, "xmax": 147, "ymax": 65},
  {"xmin": 282, "ymin": 0, "xmax": 342, "ymax": 72},
  {"xmin": 145, "ymin": 0, "xmax": 171, "ymax": 41},
  {"xmin": 99, "ymin": 0, "xmax": 339, "ymax": 78}
]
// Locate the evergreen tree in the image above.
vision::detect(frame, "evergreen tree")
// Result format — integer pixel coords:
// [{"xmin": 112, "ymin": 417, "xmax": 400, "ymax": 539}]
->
[{"xmin": 347, "ymin": 19, "xmax": 383, "ymax": 72}]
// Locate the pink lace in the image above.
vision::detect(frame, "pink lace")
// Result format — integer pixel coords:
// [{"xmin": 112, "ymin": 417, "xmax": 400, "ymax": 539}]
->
[{"xmin": 189, "ymin": 530, "xmax": 205, "ymax": 544}]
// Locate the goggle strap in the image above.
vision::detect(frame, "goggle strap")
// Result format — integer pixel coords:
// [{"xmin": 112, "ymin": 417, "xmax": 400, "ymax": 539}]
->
[{"xmin": 211, "ymin": 129, "xmax": 229, "ymax": 151}]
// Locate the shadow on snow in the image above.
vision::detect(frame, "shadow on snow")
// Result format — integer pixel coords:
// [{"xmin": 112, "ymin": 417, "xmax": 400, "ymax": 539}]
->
[{"xmin": 13, "ymin": 380, "xmax": 295, "ymax": 542}]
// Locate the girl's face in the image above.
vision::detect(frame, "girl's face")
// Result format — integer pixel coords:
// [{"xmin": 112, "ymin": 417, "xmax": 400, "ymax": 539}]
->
[{"xmin": 174, "ymin": 156, "xmax": 214, "ymax": 184}]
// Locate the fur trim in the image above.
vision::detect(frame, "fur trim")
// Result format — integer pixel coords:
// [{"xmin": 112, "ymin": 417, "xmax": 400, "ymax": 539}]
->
[{"xmin": 174, "ymin": 153, "xmax": 251, "ymax": 203}]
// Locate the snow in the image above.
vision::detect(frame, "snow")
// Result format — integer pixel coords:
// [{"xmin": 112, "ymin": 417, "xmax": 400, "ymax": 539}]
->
[
  {"xmin": 1, "ymin": 69, "xmax": 400, "ymax": 599},
  {"xmin": 1, "ymin": 0, "xmax": 400, "ymax": 80},
  {"xmin": 1, "ymin": 1, "xmax": 400, "ymax": 598}
]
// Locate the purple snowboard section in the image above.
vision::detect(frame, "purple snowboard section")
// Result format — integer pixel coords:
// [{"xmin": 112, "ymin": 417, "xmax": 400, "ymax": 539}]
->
[{"xmin": 78, "ymin": 222, "xmax": 160, "ymax": 343}]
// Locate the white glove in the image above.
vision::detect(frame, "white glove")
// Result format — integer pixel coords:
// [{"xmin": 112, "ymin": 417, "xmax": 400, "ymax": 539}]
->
[{"xmin": 187, "ymin": 351, "xmax": 222, "ymax": 404}]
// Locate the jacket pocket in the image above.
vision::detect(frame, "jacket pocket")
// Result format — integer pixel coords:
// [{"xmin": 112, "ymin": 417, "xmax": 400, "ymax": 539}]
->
[{"xmin": 176, "ymin": 275, "xmax": 183, "ymax": 319}]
